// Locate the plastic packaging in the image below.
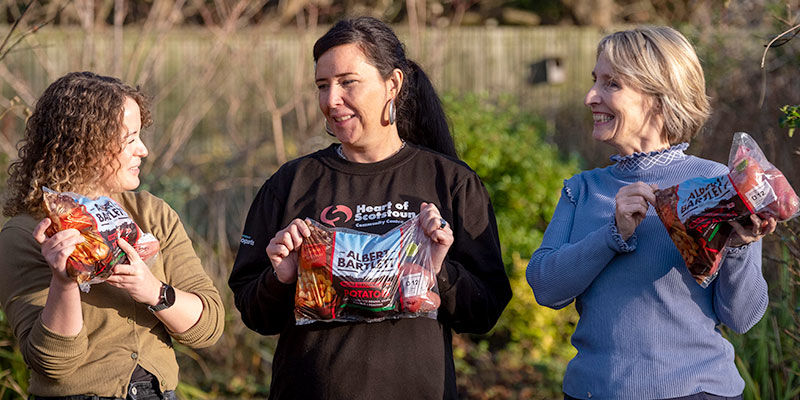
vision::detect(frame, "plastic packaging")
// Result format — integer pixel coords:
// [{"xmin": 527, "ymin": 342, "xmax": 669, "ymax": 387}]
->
[
  {"xmin": 654, "ymin": 132, "xmax": 799, "ymax": 287},
  {"xmin": 42, "ymin": 188, "xmax": 160, "ymax": 292},
  {"xmin": 295, "ymin": 215, "xmax": 440, "ymax": 325}
]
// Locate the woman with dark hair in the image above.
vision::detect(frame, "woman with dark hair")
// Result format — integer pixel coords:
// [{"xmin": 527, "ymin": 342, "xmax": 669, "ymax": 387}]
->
[
  {"xmin": 0, "ymin": 71, "xmax": 224, "ymax": 399},
  {"xmin": 229, "ymin": 16, "xmax": 511, "ymax": 399},
  {"xmin": 527, "ymin": 26, "xmax": 774, "ymax": 400}
]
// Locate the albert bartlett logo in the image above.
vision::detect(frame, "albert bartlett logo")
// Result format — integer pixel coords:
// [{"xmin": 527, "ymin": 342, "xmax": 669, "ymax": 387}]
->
[{"xmin": 320, "ymin": 205, "xmax": 353, "ymax": 226}]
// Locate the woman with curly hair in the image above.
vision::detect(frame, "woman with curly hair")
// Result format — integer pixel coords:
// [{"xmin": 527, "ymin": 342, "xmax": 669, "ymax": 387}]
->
[{"xmin": 0, "ymin": 71, "xmax": 224, "ymax": 400}]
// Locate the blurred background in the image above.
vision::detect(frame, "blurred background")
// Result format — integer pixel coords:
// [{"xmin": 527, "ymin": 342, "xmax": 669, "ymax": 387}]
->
[{"xmin": 0, "ymin": 0, "xmax": 798, "ymax": 399}]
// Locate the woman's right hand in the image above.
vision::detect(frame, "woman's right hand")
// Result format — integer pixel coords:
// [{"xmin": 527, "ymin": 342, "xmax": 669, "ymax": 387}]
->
[
  {"xmin": 266, "ymin": 219, "xmax": 311, "ymax": 284},
  {"xmin": 615, "ymin": 182, "xmax": 657, "ymax": 241},
  {"xmin": 32, "ymin": 218, "xmax": 82, "ymax": 287}
]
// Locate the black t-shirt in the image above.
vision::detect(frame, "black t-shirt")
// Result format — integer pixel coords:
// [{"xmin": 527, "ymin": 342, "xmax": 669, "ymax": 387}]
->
[{"xmin": 228, "ymin": 143, "xmax": 512, "ymax": 400}]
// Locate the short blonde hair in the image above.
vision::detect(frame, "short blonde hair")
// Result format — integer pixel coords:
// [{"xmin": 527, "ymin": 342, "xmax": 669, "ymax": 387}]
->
[{"xmin": 597, "ymin": 26, "xmax": 710, "ymax": 144}]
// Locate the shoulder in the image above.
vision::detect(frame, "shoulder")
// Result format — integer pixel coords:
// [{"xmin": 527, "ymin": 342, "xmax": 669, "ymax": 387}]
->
[
  {"xmin": 414, "ymin": 146, "xmax": 483, "ymax": 183},
  {"xmin": 265, "ymin": 147, "xmax": 334, "ymax": 187},
  {"xmin": 1, "ymin": 213, "xmax": 38, "ymax": 236},
  {"xmin": 114, "ymin": 191, "xmax": 180, "ymax": 237},
  {"xmin": 562, "ymin": 166, "xmax": 614, "ymax": 203},
  {"xmin": 116, "ymin": 190, "xmax": 171, "ymax": 215},
  {"xmin": 0, "ymin": 214, "xmax": 43, "ymax": 279},
  {"xmin": 682, "ymin": 155, "xmax": 729, "ymax": 177}
]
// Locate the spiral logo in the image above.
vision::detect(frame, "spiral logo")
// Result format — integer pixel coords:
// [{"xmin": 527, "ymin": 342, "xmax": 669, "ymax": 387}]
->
[{"xmin": 320, "ymin": 205, "xmax": 353, "ymax": 226}]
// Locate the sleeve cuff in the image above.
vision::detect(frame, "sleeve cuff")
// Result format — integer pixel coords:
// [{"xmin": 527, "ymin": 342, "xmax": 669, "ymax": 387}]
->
[
  {"xmin": 29, "ymin": 320, "xmax": 89, "ymax": 359},
  {"xmin": 608, "ymin": 219, "xmax": 637, "ymax": 253},
  {"xmin": 726, "ymin": 243, "xmax": 751, "ymax": 254},
  {"xmin": 265, "ymin": 267, "xmax": 296, "ymax": 294},
  {"xmin": 169, "ymin": 294, "xmax": 224, "ymax": 348},
  {"xmin": 436, "ymin": 259, "xmax": 459, "ymax": 294}
]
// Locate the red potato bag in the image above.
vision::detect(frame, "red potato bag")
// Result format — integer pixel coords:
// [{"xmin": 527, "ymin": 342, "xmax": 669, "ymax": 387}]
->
[
  {"xmin": 654, "ymin": 132, "xmax": 800, "ymax": 287},
  {"xmin": 294, "ymin": 215, "xmax": 440, "ymax": 325},
  {"xmin": 42, "ymin": 187, "xmax": 160, "ymax": 292}
]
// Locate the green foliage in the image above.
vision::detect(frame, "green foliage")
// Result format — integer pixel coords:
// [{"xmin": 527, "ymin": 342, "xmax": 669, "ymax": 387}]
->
[
  {"xmin": 779, "ymin": 105, "xmax": 800, "ymax": 137},
  {"xmin": 445, "ymin": 93, "xmax": 580, "ymax": 398},
  {"xmin": 447, "ymin": 93, "xmax": 579, "ymax": 266},
  {"xmin": 0, "ymin": 310, "xmax": 27, "ymax": 400}
]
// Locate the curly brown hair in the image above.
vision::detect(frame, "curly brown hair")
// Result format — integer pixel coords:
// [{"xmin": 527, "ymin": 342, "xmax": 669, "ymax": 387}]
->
[{"xmin": 3, "ymin": 71, "xmax": 152, "ymax": 218}]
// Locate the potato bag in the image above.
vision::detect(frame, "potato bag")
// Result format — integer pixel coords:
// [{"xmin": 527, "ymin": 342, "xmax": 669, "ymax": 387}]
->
[
  {"xmin": 295, "ymin": 215, "xmax": 440, "ymax": 324},
  {"xmin": 654, "ymin": 132, "xmax": 799, "ymax": 287},
  {"xmin": 42, "ymin": 187, "xmax": 160, "ymax": 292}
]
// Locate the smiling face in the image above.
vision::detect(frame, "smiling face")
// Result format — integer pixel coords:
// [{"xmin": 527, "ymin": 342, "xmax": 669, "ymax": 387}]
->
[
  {"xmin": 315, "ymin": 43, "xmax": 399, "ymax": 151},
  {"xmin": 584, "ymin": 56, "xmax": 666, "ymax": 155},
  {"xmin": 98, "ymin": 97, "xmax": 148, "ymax": 195}
]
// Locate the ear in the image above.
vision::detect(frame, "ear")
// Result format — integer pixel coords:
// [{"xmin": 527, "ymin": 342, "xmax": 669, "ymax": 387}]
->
[
  {"xmin": 651, "ymin": 97, "xmax": 663, "ymax": 115},
  {"xmin": 387, "ymin": 68, "xmax": 404, "ymax": 98}
]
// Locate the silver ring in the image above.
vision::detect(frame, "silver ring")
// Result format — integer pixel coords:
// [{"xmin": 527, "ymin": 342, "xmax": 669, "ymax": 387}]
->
[{"xmin": 439, "ymin": 218, "xmax": 447, "ymax": 229}]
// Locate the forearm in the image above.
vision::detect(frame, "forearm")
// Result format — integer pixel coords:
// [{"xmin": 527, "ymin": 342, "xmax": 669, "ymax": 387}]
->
[
  {"xmin": 40, "ymin": 277, "xmax": 83, "ymax": 336},
  {"xmin": 151, "ymin": 289, "xmax": 204, "ymax": 333},
  {"xmin": 527, "ymin": 224, "xmax": 622, "ymax": 308}
]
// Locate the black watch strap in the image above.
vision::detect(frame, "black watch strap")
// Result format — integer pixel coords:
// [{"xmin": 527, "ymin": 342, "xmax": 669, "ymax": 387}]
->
[{"xmin": 148, "ymin": 282, "xmax": 176, "ymax": 312}]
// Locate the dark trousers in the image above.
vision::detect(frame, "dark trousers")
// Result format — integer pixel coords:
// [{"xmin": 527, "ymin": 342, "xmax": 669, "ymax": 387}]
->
[
  {"xmin": 565, "ymin": 393, "xmax": 743, "ymax": 400},
  {"xmin": 29, "ymin": 380, "xmax": 177, "ymax": 400}
]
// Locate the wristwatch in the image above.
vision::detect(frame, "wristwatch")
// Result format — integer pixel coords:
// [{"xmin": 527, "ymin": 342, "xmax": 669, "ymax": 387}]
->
[{"xmin": 148, "ymin": 282, "xmax": 176, "ymax": 312}]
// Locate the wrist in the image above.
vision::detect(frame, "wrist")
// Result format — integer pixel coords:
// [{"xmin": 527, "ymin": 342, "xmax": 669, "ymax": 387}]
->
[
  {"xmin": 148, "ymin": 282, "xmax": 176, "ymax": 312},
  {"xmin": 273, "ymin": 268, "xmax": 295, "ymax": 284},
  {"xmin": 49, "ymin": 274, "xmax": 78, "ymax": 291}
]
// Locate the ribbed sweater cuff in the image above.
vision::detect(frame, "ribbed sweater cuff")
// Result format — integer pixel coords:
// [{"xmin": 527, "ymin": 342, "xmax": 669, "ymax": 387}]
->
[
  {"xmin": 29, "ymin": 320, "xmax": 88, "ymax": 359},
  {"xmin": 170, "ymin": 294, "xmax": 220, "ymax": 346},
  {"xmin": 608, "ymin": 219, "xmax": 637, "ymax": 253}
]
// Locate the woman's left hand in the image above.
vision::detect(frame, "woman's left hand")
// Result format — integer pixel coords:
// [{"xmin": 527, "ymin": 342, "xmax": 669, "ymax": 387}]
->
[
  {"xmin": 105, "ymin": 238, "xmax": 162, "ymax": 306},
  {"xmin": 728, "ymin": 213, "xmax": 777, "ymax": 247},
  {"xmin": 420, "ymin": 202, "xmax": 454, "ymax": 274}
]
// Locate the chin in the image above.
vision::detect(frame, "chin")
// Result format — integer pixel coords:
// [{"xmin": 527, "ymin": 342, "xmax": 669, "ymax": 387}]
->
[
  {"xmin": 592, "ymin": 131, "xmax": 610, "ymax": 143},
  {"xmin": 122, "ymin": 179, "xmax": 140, "ymax": 192}
]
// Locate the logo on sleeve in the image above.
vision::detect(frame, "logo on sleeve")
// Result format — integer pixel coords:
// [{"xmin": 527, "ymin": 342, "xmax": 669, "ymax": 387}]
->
[
  {"xmin": 240, "ymin": 234, "xmax": 255, "ymax": 246},
  {"xmin": 321, "ymin": 205, "xmax": 353, "ymax": 226}
]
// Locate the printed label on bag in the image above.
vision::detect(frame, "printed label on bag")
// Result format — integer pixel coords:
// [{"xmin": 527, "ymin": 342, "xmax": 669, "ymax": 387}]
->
[
  {"xmin": 400, "ymin": 272, "xmax": 426, "ymax": 298},
  {"xmin": 676, "ymin": 176, "xmax": 737, "ymax": 223},
  {"xmin": 743, "ymin": 179, "xmax": 777, "ymax": 212}
]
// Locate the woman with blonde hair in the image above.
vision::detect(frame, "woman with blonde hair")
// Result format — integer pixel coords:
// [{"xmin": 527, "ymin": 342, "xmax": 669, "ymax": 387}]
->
[
  {"xmin": 0, "ymin": 71, "xmax": 224, "ymax": 399},
  {"xmin": 527, "ymin": 26, "xmax": 774, "ymax": 400}
]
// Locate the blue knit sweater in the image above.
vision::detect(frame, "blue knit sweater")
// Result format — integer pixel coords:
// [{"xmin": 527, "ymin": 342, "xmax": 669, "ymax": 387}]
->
[{"xmin": 527, "ymin": 144, "xmax": 768, "ymax": 400}]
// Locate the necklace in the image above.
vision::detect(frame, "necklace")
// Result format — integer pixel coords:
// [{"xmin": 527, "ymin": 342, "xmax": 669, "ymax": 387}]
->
[{"xmin": 337, "ymin": 139, "xmax": 406, "ymax": 161}]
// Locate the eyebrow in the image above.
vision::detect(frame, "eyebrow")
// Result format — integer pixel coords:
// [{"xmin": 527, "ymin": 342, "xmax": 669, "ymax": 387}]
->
[
  {"xmin": 592, "ymin": 71, "xmax": 615, "ymax": 80},
  {"xmin": 315, "ymin": 72, "xmax": 359, "ymax": 84}
]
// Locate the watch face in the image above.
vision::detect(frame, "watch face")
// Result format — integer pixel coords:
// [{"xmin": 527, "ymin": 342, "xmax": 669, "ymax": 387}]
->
[{"xmin": 163, "ymin": 284, "xmax": 176, "ymax": 307}]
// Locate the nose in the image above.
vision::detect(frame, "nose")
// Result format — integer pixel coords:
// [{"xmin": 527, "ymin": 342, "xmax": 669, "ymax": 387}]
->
[
  {"xmin": 584, "ymin": 84, "xmax": 600, "ymax": 108},
  {"xmin": 321, "ymin": 84, "xmax": 344, "ymax": 110},
  {"xmin": 135, "ymin": 138, "xmax": 149, "ymax": 158}
]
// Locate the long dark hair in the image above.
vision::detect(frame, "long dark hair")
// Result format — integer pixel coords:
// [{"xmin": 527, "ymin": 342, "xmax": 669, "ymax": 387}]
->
[
  {"xmin": 313, "ymin": 17, "xmax": 457, "ymax": 158},
  {"xmin": 3, "ymin": 71, "xmax": 152, "ymax": 218}
]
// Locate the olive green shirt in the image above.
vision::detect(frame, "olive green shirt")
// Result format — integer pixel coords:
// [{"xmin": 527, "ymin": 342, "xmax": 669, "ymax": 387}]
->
[{"xmin": 0, "ymin": 191, "xmax": 224, "ymax": 397}]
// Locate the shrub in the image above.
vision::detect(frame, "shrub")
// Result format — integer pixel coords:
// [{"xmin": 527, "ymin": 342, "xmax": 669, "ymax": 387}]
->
[{"xmin": 445, "ymin": 93, "xmax": 580, "ymax": 398}]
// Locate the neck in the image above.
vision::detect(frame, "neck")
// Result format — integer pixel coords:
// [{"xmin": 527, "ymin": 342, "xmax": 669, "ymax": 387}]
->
[
  {"xmin": 339, "ymin": 134, "xmax": 405, "ymax": 163},
  {"xmin": 612, "ymin": 137, "xmax": 671, "ymax": 157}
]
